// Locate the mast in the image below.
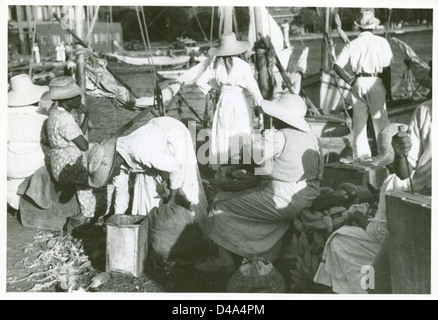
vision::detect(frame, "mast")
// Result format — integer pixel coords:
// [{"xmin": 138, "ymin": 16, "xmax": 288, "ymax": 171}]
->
[
  {"xmin": 75, "ymin": 5, "xmax": 86, "ymax": 99},
  {"xmin": 322, "ymin": 7, "xmax": 331, "ymax": 73},
  {"xmin": 222, "ymin": 7, "xmax": 234, "ymax": 34}
]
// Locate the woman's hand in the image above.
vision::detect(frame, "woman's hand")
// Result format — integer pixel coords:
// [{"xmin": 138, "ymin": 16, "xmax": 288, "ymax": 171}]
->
[
  {"xmin": 345, "ymin": 211, "xmax": 370, "ymax": 230},
  {"xmin": 208, "ymin": 88, "xmax": 220, "ymax": 101},
  {"xmin": 168, "ymin": 188, "xmax": 191, "ymax": 210},
  {"xmin": 77, "ymin": 104, "xmax": 89, "ymax": 115},
  {"xmin": 392, "ymin": 130, "xmax": 412, "ymax": 158}
]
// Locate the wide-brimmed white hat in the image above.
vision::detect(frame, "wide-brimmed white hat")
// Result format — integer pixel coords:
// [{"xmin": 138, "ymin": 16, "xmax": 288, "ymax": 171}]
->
[
  {"xmin": 8, "ymin": 74, "xmax": 49, "ymax": 107},
  {"xmin": 87, "ymin": 134, "xmax": 118, "ymax": 188},
  {"xmin": 44, "ymin": 76, "xmax": 83, "ymax": 101},
  {"xmin": 355, "ymin": 8, "xmax": 380, "ymax": 30},
  {"xmin": 209, "ymin": 32, "xmax": 252, "ymax": 57},
  {"xmin": 260, "ymin": 93, "xmax": 311, "ymax": 132}
]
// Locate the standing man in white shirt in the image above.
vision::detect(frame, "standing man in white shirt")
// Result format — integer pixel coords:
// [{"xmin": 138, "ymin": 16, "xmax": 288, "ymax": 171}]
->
[
  {"xmin": 334, "ymin": 9, "xmax": 393, "ymax": 159},
  {"xmin": 281, "ymin": 20, "xmax": 291, "ymax": 48}
]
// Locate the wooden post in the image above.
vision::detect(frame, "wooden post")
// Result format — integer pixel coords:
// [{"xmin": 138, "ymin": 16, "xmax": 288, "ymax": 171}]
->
[
  {"xmin": 74, "ymin": 6, "xmax": 87, "ymax": 133},
  {"xmin": 16, "ymin": 6, "xmax": 28, "ymax": 54},
  {"xmin": 29, "ymin": 7, "xmax": 38, "ymax": 77},
  {"xmin": 75, "ymin": 6, "xmax": 86, "ymax": 99},
  {"xmin": 322, "ymin": 7, "xmax": 331, "ymax": 73},
  {"xmin": 110, "ymin": 6, "xmax": 114, "ymax": 53},
  {"xmin": 25, "ymin": 6, "xmax": 33, "ymax": 52}
]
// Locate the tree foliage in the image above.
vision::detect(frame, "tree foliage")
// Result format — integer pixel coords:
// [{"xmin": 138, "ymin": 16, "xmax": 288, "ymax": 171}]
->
[{"xmin": 97, "ymin": 6, "xmax": 433, "ymax": 43}]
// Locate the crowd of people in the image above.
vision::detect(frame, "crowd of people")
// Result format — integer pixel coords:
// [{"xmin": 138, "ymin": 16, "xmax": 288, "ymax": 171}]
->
[{"xmin": 7, "ymin": 8, "xmax": 432, "ymax": 294}]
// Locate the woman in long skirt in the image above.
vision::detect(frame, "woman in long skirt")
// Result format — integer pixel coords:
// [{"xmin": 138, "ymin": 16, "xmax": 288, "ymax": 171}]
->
[{"xmin": 196, "ymin": 32, "xmax": 263, "ymax": 168}]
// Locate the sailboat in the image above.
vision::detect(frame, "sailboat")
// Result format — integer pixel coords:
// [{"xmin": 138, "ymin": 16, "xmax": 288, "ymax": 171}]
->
[{"xmin": 105, "ymin": 40, "xmax": 203, "ymax": 68}]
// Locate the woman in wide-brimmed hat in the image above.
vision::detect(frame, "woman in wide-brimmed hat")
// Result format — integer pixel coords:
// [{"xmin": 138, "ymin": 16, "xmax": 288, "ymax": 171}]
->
[
  {"xmin": 110, "ymin": 116, "xmax": 208, "ymax": 222},
  {"xmin": 196, "ymin": 32, "xmax": 263, "ymax": 168},
  {"xmin": 45, "ymin": 76, "xmax": 117, "ymax": 222},
  {"xmin": 196, "ymin": 93, "xmax": 324, "ymax": 273},
  {"xmin": 7, "ymin": 74, "xmax": 49, "ymax": 210}
]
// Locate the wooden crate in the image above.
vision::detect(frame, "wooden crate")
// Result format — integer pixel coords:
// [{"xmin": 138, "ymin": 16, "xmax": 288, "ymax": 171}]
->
[
  {"xmin": 386, "ymin": 191, "xmax": 431, "ymax": 294},
  {"xmin": 322, "ymin": 162, "xmax": 389, "ymax": 190},
  {"xmin": 106, "ymin": 215, "xmax": 149, "ymax": 277}
]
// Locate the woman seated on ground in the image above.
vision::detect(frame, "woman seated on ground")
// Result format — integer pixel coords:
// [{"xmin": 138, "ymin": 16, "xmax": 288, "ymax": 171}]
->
[
  {"xmin": 195, "ymin": 93, "xmax": 323, "ymax": 273},
  {"xmin": 110, "ymin": 116, "xmax": 208, "ymax": 222},
  {"xmin": 313, "ymin": 99, "xmax": 432, "ymax": 294},
  {"xmin": 44, "ymin": 76, "xmax": 115, "ymax": 224},
  {"xmin": 7, "ymin": 74, "xmax": 49, "ymax": 211}
]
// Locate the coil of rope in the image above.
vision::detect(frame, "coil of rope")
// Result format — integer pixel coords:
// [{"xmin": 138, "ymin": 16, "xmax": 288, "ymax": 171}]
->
[{"xmin": 135, "ymin": 6, "xmax": 165, "ymax": 116}]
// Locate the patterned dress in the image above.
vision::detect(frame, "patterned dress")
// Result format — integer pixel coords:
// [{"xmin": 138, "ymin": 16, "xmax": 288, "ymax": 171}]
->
[{"xmin": 46, "ymin": 107, "xmax": 96, "ymax": 218}]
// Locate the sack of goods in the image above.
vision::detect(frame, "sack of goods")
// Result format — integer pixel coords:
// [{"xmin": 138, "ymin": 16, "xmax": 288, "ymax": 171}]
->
[
  {"xmin": 227, "ymin": 258, "xmax": 285, "ymax": 293},
  {"xmin": 149, "ymin": 203, "xmax": 204, "ymax": 263}
]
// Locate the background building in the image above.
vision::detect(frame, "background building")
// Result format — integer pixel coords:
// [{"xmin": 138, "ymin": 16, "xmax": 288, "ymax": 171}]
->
[{"xmin": 8, "ymin": 5, "xmax": 123, "ymax": 56}]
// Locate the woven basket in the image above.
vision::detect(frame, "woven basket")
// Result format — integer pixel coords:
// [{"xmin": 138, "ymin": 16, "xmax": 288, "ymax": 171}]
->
[{"xmin": 227, "ymin": 258, "xmax": 285, "ymax": 293}]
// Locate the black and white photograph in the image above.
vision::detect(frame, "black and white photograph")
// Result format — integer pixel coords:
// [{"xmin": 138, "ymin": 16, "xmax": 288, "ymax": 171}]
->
[{"xmin": 3, "ymin": 0, "xmax": 436, "ymax": 300}]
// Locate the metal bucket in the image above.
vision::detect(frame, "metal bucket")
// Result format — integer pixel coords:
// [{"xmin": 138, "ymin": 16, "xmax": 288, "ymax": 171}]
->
[{"xmin": 106, "ymin": 215, "xmax": 149, "ymax": 277}]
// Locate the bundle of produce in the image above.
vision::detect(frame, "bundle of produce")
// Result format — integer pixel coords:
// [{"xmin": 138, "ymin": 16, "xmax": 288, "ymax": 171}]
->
[
  {"xmin": 287, "ymin": 182, "xmax": 378, "ymax": 292},
  {"xmin": 227, "ymin": 258, "xmax": 285, "ymax": 293},
  {"xmin": 213, "ymin": 166, "xmax": 260, "ymax": 192},
  {"xmin": 286, "ymin": 231, "xmax": 325, "ymax": 292},
  {"xmin": 7, "ymin": 231, "xmax": 99, "ymax": 292}
]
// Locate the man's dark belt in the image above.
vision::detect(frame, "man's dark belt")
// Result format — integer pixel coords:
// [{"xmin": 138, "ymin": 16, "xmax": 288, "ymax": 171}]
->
[{"xmin": 356, "ymin": 72, "xmax": 383, "ymax": 78}]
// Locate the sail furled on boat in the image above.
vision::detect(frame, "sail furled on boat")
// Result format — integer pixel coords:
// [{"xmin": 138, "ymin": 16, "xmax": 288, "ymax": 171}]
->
[
  {"xmin": 79, "ymin": 48, "xmax": 135, "ymax": 109},
  {"xmin": 389, "ymin": 36, "xmax": 431, "ymax": 99},
  {"xmin": 248, "ymin": 7, "xmax": 284, "ymax": 54}
]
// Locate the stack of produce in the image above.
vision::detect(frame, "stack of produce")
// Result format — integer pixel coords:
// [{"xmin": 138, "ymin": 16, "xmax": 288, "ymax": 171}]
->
[{"xmin": 287, "ymin": 183, "xmax": 378, "ymax": 292}]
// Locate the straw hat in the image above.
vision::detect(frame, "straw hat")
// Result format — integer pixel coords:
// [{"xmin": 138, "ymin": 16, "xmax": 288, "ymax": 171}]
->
[
  {"xmin": 44, "ymin": 76, "xmax": 83, "ymax": 101},
  {"xmin": 260, "ymin": 93, "xmax": 311, "ymax": 132},
  {"xmin": 8, "ymin": 74, "xmax": 49, "ymax": 107},
  {"xmin": 87, "ymin": 134, "xmax": 118, "ymax": 188},
  {"xmin": 209, "ymin": 32, "xmax": 252, "ymax": 57},
  {"xmin": 355, "ymin": 9, "xmax": 380, "ymax": 30}
]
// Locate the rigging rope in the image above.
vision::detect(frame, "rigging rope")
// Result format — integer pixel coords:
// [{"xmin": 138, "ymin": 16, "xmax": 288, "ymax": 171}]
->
[
  {"xmin": 135, "ymin": 6, "xmax": 156, "ymax": 81},
  {"xmin": 210, "ymin": 7, "xmax": 215, "ymax": 47},
  {"xmin": 315, "ymin": 7, "xmax": 353, "ymax": 131},
  {"xmin": 193, "ymin": 8, "xmax": 209, "ymax": 42},
  {"xmin": 86, "ymin": 6, "xmax": 101, "ymax": 44},
  {"xmin": 149, "ymin": 7, "xmax": 167, "ymax": 28},
  {"xmin": 385, "ymin": 9, "xmax": 393, "ymax": 39}
]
